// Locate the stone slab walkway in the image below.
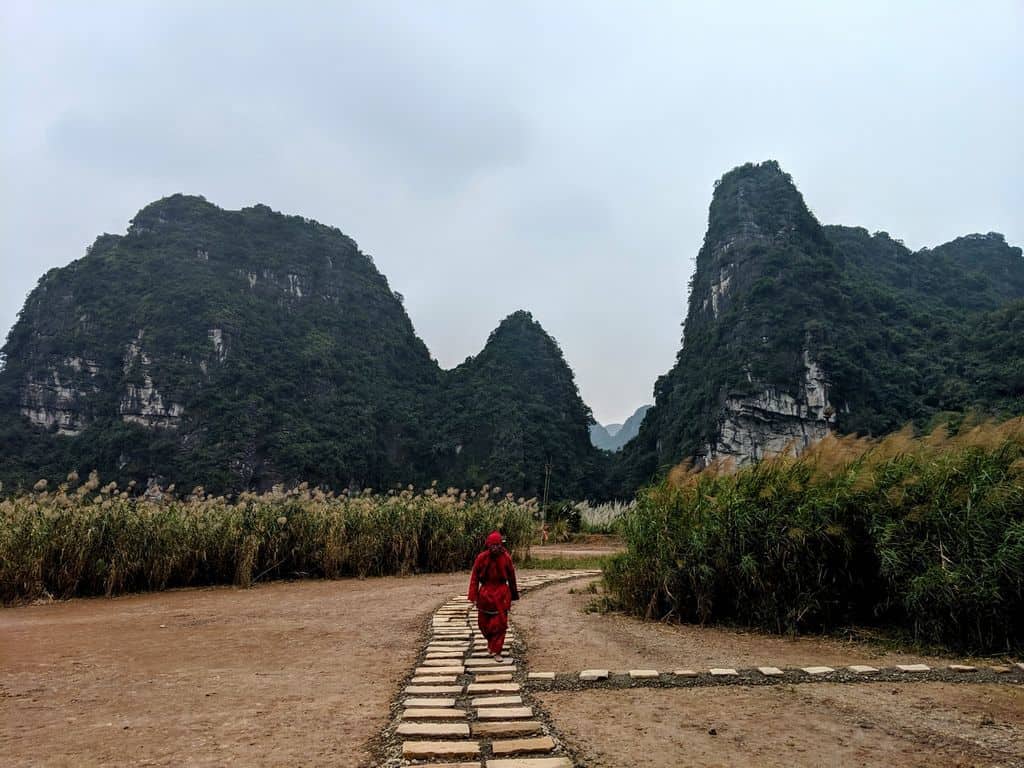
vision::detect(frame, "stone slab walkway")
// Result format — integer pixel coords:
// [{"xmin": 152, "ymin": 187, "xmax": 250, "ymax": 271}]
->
[{"xmin": 378, "ymin": 570, "xmax": 599, "ymax": 767}]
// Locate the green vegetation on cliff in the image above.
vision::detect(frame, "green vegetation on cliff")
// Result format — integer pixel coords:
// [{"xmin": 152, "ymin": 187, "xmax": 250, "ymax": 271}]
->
[
  {"xmin": 0, "ymin": 196, "xmax": 602, "ymax": 498},
  {"xmin": 618, "ymin": 161, "xmax": 1024, "ymax": 493}
]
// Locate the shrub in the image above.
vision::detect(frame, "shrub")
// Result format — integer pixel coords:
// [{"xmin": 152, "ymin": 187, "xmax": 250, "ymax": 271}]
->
[
  {"xmin": 0, "ymin": 483, "xmax": 535, "ymax": 603},
  {"xmin": 605, "ymin": 417, "xmax": 1024, "ymax": 653}
]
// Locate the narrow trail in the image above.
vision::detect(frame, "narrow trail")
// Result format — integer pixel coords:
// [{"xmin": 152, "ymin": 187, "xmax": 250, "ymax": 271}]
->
[{"xmin": 377, "ymin": 570, "xmax": 599, "ymax": 767}]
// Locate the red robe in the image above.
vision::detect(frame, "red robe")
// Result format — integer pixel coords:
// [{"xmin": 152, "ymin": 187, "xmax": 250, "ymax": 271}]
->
[{"xmin": 467, "ymin": 548, "xmax": 519, "ymax": 654}]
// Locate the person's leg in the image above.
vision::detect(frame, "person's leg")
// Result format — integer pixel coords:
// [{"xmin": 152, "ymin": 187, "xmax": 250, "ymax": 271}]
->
[{"xmin": 488, "ymin": 609, "xmax": 507, "ymax": 657}]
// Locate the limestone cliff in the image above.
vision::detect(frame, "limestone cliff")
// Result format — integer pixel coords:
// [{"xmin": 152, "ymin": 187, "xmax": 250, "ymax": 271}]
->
[{"xmin": 619, "ymin": 160, "xmax": 1024, "ymax": 489}]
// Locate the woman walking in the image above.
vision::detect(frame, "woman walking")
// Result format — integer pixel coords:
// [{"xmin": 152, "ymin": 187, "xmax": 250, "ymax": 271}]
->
[{"xmin": 468, "ymin": 530, "xmax": 519, "ymax": 661}]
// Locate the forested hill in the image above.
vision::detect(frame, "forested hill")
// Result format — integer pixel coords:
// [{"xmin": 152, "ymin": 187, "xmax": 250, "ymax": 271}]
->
[
  {"xmin": 435, "ymin": 310, "xmax": 606, "ymax": 499},
  {"xmin": 0, "ymin": 196, "xmax": 601, "ymax": 496},
  {"xmin": 617, "ymin": 161, "xmax": 1024, "ymax": 492}
]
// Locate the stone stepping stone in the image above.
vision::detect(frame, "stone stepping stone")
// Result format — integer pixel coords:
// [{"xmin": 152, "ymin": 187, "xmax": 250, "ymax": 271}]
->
[
  {"xmin": 527, "ymin": 672, "xmax": 555, "ymax": 680},
  {"xmin": 477, "ymin": 706, "xmax": 534, "ymax": 720},
  {"xmin": 1015, "ymin": 663, "xmax": 1024, "ymax": 672},
  {"xmin": 847, "ymin": 665, "xmax": 878, "ymax": 674},
  {"xmin": 896, "ymin": 664, "xmax": 930, "ymax": 672},
  {"xmin": 402, "ymin": 708, "xmax": 467, "ymax": 720},
  {"xmin": 579, "ymin": 669, "xmax": 609, "ymax": 681},
  {"xmin": 757, "ymin": 667, "xmax": 784, "ymax": 676},
  {"xmin": 628, "ymin": 669, "xmax": 659, "ymax": 679},
  {"xmin": 466, "ymin": 658, "xmax": 508, "ymax": 667},
  {"xmin": 991, "ymin": 665, "xmax": 1012, "ymax": 673},
  {"xmin": 488, "ymin": 758, "xmax": 572, "ymax": 768},
  {"xmin": 475, "ymin": 673, "xmax": 514, "ymax": 683},
  {"xmin": 396, "ymin": 722, "xmax": 470, "ymax": 737},
  {"xmin": 472, "ymin": 721, "xmax": 543, "ymax": 737},
  {"xmin": 471, "ymin": 695, "xmax": 522, "ymax": 707},
  {"xmin": 673, "ymin": 669, "xmax": 697, "ymax": 677},
  {"xmin": 709, "ymin": 668, "xmax": 738, "ymax": 676},
  {"xmin": 492, "ymin": 736, "xmax": 557, "ymax": 755},
  {"xmin": 419, "ymin": 764, "xmax": 478, "ymax": 768},
  {"xmin": 406, "ymin": 685, "xmax": 463, "ymax": 695},
  {"xmin": 467, "ymin": 682, "xmax": 520, "ymax": 693},
  {"xmin": 423, "ymin": 658, "xmax": 467, "ymax": 667},
  {"xmin": 411, "ymin": 676, "xmax": 458, "ymax": 685},
  {"xmin": 426, "ymin": 652, "xmax": 466, "ymax": 659},
  {"xmin": 404, "ymin": 697, "xmax": 456, "ymax": 708},
  {"xmin": 801, "ymin": 666, "xmax": 834, "ymax": 675},
  {"xmin": 414, "ymin": 666, "xmax": 464, "ymax": 676},
  {"xmin": 401, "ymin": 740, "xmax": 480, "ymax": 759},
  {"xmin": 948, "ymin": 664, "xmax": 977, "ymax": 672}
]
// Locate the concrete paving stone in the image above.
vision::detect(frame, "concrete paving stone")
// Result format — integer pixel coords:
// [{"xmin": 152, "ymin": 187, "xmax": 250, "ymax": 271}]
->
[
  {"xmin": 757, "ymin": 667, "xmax": 784, "ymax": 676},
  {"xmin": 948, "ymin": 664, "xmax": 977, "ymax": 673},
  {"xmin": 424, "ymin": 658, "xmax": 468, "ymax": 666},
  {"xmin": 579, "ymin": 669, "xmax": 609, "ymax": 681},
  {"xmin": 402, "ymin": 708, "xmax": 468, "ymax": 720},
  {"xmin": 1015, "ymin": 662, "xmax": 1024, "ymax": 672},
  {"xmin": 411, "ymin": 676, "xmax": 458, "ymax": 685},
  {"xmin": 467, "ymin": 682, "xmax": 520, "ymax": 693},
  {"xmin": 991, "ymin": 665, "xmax": 1012, "ymax": 673},
  {"xmin": 672, "ymin": 669, "xmax": 698, "ymax": 677},
  {"xmin": 403, "ymin": 697, "xmax": 457, "ymax": 708},
  {"xmin": 467, "ymin": 658, "xmax": 508, "ymax": 666},
  {"xmin": 470, "ymin": 695, "xmax": 522, "ymax": 707},
  {"xmin": 476, "ymin": 707, "xmax": 534, "ymax": 720},
  {"xmin": 427, "ymin": 652, "xmax": 466, "ymax": 659},
  {"xmin": 414, "ymin": 666, "xmax": 464, "ymax": 676},
  {"xmin": 406, "ymin": 685, "xmax": 463, "ymax": 695},
  {"xmin": 491, "ymin": 736, "xmax": 557, "ymax": 755},
  {"xmin": 628, "ymin": 669, "xmax": 659, "ymax": 679},
  {"xmin": 487, "ymin": 758, "xmax": 572, "ymax": 768},
  {"xmin": 801, "ymin": 666, "xmax": 834, "ymax": 675},
  {"xmin": 527, "ymin": 672, "xmax": 555, "ymax": 680},
  {"xmin": 414, "ymin": 764, "xmax": 479, "ymax": 768},
  {"xmin": 401, "ymin": 740, "xmax": 480, "ymax": 759},
  {"xmin": 709, "ymin": 668, "xmax": 738, "ymax": 676},
  {"xmin": 895, "ymin": 664, "xmax": 930, "ymax": 672},
  {"xmin": 471, "ymin": 721, "xmax": 543, "ymax": 738},
  {"xmin": 847, "ymin": 665, "xmax": 878, "ymax": 674},
  {"xmin": 474, "ymin": 673, "xmax": 514, "ymax": 683},
  {"xmin": 396, "ymin": 722, "xmax": 471, "ymax": 737}
]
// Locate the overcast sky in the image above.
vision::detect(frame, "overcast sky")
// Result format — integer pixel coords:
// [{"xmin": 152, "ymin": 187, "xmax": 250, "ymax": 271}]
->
[{"xmin": 2, "ymin": 2, "xmax": 1021, "ymax": 424}]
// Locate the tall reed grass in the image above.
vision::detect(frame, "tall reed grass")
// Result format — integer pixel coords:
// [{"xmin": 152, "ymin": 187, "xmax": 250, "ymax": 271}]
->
[
  {"xmin": 605, "ymin": 418, "xmax": 1024, "ymax": 653},
  {"xmin": 0, "ymin": 479, "xmax": 535, "ymax": 603}
]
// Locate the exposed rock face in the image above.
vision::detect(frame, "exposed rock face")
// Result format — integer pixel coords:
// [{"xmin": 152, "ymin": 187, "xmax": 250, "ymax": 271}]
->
[
  {"xmin": 118, "ymin": 331, "xmax": 184, "ymax": 428},
  {"xmin": 19, "ymin": 356, "xmax": 101, "ymax": 436},
  {"xmin": 708, "ymin": 351, "xmax": 836, "ymax": 463}
]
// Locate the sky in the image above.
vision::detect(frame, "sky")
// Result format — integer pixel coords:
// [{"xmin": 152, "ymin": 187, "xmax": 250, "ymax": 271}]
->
[{"xmin": 2, "ymin": 2, "xmax": 1021, "ymax": 425}]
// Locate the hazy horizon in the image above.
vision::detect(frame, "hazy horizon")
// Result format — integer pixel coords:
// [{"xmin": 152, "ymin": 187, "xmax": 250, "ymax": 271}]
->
[{"xmin": 3, "ymin": 2, "xmax": 1021, "ymax": 425}]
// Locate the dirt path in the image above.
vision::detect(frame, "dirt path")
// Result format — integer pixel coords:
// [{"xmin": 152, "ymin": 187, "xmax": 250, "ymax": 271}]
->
[
  {"xmin": 1, "ymin": 574, "xmax": 466, "ymax": 767},
  {"xmin": 515, "ymin": 577, "xmax": 955, "ymax": 669},
  {"xmin": 518, "ymin": 578, "xmax": 1024, "ymax": 767},
  {"xmin": 535, "ymin": 684, "xmax": 1024, "ymax": 768}
]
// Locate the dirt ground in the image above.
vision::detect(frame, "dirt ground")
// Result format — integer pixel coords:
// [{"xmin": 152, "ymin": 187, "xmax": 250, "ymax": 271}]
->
[
  {"xmin": 515, "ymin": 577, "xmax": 959, "ymax": 669},
  {"xmin": 0, "ymin": 573, "xmax": 467, "ymax": 768},
  {"xmin": 529, "ymin": 534, "xmax": 625, "ymax": 560},
  {"xmin": 519, "ymin": 578, "xmax": 1024, "ymax": 768},
  {"xmin": 536, "ymin": 684, "xmax": 1024, "ymax": 768}
]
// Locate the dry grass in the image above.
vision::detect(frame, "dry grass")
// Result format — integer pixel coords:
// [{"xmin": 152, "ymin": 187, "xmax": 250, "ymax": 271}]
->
[{"xmin": 0, "ymin": 478, "xmax": 535, "ymax": 603}]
